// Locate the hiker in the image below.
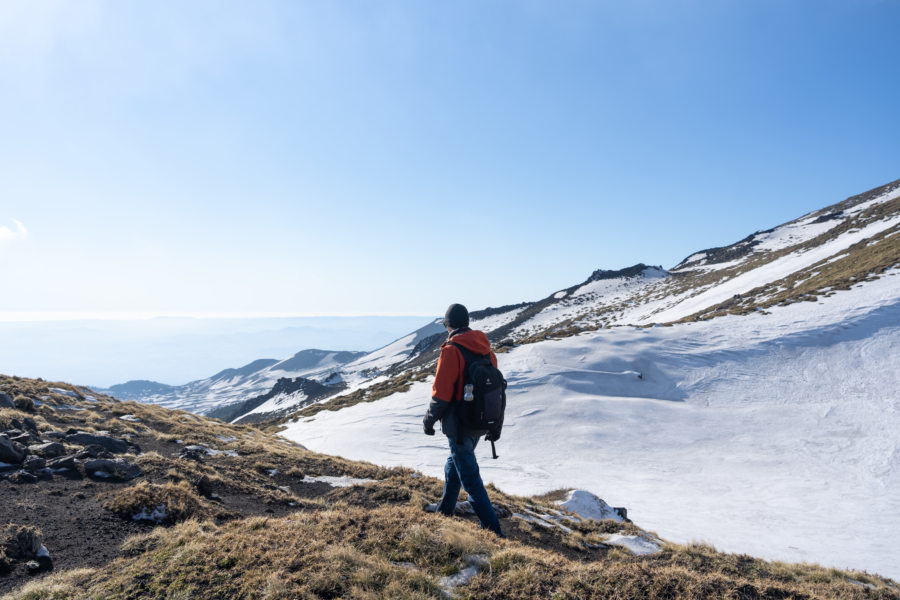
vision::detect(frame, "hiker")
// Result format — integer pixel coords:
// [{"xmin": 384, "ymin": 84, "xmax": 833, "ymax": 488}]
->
[{"xmin": 423, "ymin": 303, "xmax": 505, "ymax": 537}]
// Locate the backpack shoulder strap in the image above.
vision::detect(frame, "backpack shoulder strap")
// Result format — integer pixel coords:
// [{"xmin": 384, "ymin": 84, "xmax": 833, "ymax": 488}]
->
[{"xmin": 449, "ymin": 341, "xmax": 479, "ymax": 365}]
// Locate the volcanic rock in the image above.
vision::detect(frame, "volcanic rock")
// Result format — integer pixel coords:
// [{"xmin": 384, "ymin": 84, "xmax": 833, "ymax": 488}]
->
[
  {"xmin": 22, "ymin": 456, "xmax": 46, "ymax": 472},
  {"xmin": 64, "ymin": 432, "xmax": 130, "ymax": 454},
  {"xmin": 84, "ymin": 458, "xmax": 143, "ymax": 480},
  {"xmin": 27, "ymin": 442, "xmax": 65, "ymax": 459},
  {"xmin": 0, "ymin": 434, "xmax": 25, "ymax": 464}
]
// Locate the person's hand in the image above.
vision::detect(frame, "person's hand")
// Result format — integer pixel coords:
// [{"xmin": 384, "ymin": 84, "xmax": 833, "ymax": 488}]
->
[
  {"xmin": 485, "ymin": 429, "xmax": 500, "ymax": 442},
  {"xmin": 423, "ymin": 417, "xmax": 436, "ymax": 436}
]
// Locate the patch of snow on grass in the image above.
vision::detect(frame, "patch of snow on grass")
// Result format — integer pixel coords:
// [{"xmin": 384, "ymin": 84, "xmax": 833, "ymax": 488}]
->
[
  {"xmin": 133, "ymin": 504, "xmax": 167, "ymax": 523},
  {"xmin": 439, "ymin": 555, "xmax": 489, "ymax": 596},
  {"xmin": 846, "ymin": 185, "xmax": 900, "ymax": 215},
  {"xmin": 512, "ymin": 511, "xmax": 574, "ymax": 534},
  {"xmin": 752, "ymin": 218, "xmax": 843, "ymax": 253},
  {"xmin": 557, "ymin": 490, "xmax": 623, "ymax": 522},
  {"xmin": 119, "ymin": 414, "xmax": 141, "ymax": 422},
  {"xmin": 470, "ymin": 306, "xmax": 528, "ymax": 332},
  {"xmin": 304, "ymin": 475, "xmax": 378, "ymax": 487},
  {"xmin": 184, "ymin": 445, "xmax": 239, "ymax": 457},
  {"xmin": 603, "ymin": 533, "xmax": 661, "ymax": 555},
  {"xmin": 649, "ymin": 214, "xmax": 900, "ymax": 323}
]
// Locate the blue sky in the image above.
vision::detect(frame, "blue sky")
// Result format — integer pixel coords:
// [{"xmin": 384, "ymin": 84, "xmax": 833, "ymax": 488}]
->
[{"xmin": 1, "ymin": 0, "xmax": 898, "ymax": 318}]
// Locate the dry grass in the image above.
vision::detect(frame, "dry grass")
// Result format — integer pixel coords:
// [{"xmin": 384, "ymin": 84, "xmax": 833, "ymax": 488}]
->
[
  {"xmin": 0, "ymin": 568, "xmax": 97, "ymax": 600},
  {"xmin": 3, "ymin": 374, "xmax": 899, "ymax": 599},
  {"xmin": 293, "ymin": 371, "xmax": 430, "ymax": 419},
  {"xmin": 8, "ymin": 507, "xmax": 898, "ymax": 600},
  {"xmin": 102, "ymin": 481, "xmax": 207, "ymax": 525}
]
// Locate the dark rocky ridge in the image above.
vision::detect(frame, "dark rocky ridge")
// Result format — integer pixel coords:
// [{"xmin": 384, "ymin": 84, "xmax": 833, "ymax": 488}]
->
[{"xmin": 212, "ymin": 376, "xmax": 346, "ymax": 424}]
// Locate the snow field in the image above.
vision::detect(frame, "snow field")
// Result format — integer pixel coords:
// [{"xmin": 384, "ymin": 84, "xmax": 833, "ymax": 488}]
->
[{"xmin": 281, "ymin": 273, "xmax": 900, "ymax": 579}]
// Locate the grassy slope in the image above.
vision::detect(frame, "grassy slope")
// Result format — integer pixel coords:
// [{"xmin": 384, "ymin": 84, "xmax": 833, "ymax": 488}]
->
[{"xmin": 2, "ymin": 376, "xmax": 898, "ymax": 600}]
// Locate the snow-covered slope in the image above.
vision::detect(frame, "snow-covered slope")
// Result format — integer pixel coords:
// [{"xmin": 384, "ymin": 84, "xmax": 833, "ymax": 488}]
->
[
  {"xmin": 101, "ymin": 349, "xmax": 365, "ymax": 415},
  {"xmin": 282, "ymin": 268, "xmax": 900, "ymax": 579},
  {"xmin": 279, "ymin": 179, "xmax": 900, "ymax": 579}
]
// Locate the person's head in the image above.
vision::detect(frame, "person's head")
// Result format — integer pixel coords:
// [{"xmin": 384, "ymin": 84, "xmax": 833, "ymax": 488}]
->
[{"xmin": 442, "ymin": 303, "xmax": 469, "ymax": 332}]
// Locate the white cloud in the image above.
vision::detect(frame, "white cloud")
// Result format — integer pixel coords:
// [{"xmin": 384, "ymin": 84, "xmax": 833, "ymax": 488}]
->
[{"xmin": 0, "ymin": 219, "xmax": 28, "ymax": 243}]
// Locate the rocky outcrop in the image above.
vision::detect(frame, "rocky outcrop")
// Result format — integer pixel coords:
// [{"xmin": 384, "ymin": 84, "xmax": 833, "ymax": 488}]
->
[
  {"xmin": 195, "ymin": 474, "xmax": 213, "ymax": 497},
  {"xmin": 7, "ymin": 470, "xmax": 38, "ymax": 484},
  {"xmin": 76, "ymin": 445, "xmax": 114, "ymax": 460},
  {"xmin": 46, "ymin": 455, "xmax": 79, "ymax": 471},
  {"xmin": 2, "ymin": 525, "xmax": 51, "ymax": 573},
  {"xmin": 13, "ymin": 396, "xmax": 34, "ymax": 412},
  {"xmin": 22, "ymin": 456, "xmax": 46, "ymax": 472},
  {"xmin": 64, "ymin": 432, "xmax": 132, "ymax": 454},
  {"xmin": 27, "ymin": 442, "xmax": 65, "ymax": 459},
  {"xmin": 0, "ymin": 393, "xmax": 15, "ymax": 409},
  {"xmin": 84, "ymin": 459, "xmax": 142, "ymax": 481},
  {"xmin": 0, "ymin": 435, "xmax": 25, "ymax": 465}
]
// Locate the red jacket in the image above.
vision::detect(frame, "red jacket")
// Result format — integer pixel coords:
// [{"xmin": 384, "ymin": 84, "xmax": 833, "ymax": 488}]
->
[{"xmin": 432, "ymin": 328, "xmax": 498, "ymax": 404}]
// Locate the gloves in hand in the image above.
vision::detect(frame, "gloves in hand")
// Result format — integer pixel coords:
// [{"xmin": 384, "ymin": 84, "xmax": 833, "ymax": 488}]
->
[
  {"xmin": 485, "ymin": 429, "xmax": 501, "ymax": 442},
  {"xmin": 423, "ymin": 417, "xmax": 436, "ymax": 436}
]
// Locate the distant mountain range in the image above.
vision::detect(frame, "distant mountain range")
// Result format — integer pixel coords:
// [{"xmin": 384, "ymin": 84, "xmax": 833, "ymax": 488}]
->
[{"xmin": 99, "ymin": 349, "xmax": 367, "ymax": 416}]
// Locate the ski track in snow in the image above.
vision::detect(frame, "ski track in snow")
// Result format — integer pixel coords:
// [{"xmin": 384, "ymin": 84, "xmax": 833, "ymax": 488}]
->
[{"xmin": 281, "ymin": 271, "xmax": 900, "ymax": 580}]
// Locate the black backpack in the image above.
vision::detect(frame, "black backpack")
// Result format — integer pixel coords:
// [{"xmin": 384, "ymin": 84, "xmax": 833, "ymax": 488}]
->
[{"xmin": 451, "ymin": 342, "xmax": 507, "ymax": 455}]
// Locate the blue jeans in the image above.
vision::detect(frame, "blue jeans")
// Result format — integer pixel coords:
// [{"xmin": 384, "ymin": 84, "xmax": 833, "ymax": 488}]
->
[{"xmin": 437, "ymin": 430, "xmax": 504, "ymax": 537}]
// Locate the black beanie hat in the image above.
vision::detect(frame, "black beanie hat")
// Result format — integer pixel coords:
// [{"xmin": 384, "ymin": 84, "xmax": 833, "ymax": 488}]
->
[{"xmin": 443, "ymin": 303, "xmax": 469, "ymax": 329}]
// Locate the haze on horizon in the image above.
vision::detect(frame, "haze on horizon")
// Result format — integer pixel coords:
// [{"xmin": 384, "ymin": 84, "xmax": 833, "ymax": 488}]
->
[{"xmin": 0, "ymin": 315, "xmax": 436, "ymax": 388}]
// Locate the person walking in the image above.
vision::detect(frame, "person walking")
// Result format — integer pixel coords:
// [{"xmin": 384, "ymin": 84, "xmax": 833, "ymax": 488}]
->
[{"xmin": 423, "ymin": 303, "xmax": 504, "ymax": 537}]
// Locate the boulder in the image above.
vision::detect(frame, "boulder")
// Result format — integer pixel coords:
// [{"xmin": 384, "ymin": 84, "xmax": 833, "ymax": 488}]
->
[
  {"xmin": 35, "ymin": 545, "xmax": 52, "ymax": 572},
  {"xmin": 3, "ymin": 525, "xmax": 42, "ymax": 559},
  {"xmin": 41, "ymin": 431, "xmax": 67, "ymax": 440},
  {"xmin": 64, "ymin": 432, "xmax": 130, "ymax": 454},
  {"xmin": 10, "ymin": 432, "xmax": 38, "ymax": 446},
  {"xmin": 0, "ymin": 434, "xmax": 25, "ymax": 465},
  {"xmin": 0, "ymin": 392, "xmax": 14, "ymax": 409},
  {"xmin": 178, "ymin": 448, "xmax": 206, "ymax": 462},
  {"xmin": 22, "ymin": 417, "xmax": 38, "ymax": 432},
  {"xmin": 84, "ymin": 458, "xmax": 142, "ymax": 481},
  {"xmin": 27, "ymin": 442, "xmax": 65, "ymax": 459},
  {"xmin": 8, "ymin": 470, "xmax": 38, "ymax": 484},
  {"xmin": 13, "ymin": 396, "xmax": 35, "ymax": 412},
  {"xmin": 23, "ymin": 456, "xmax": 46, "ymax": 472},
  {"xmin": 75, "ymin": 444, "xmax": 114, "ymax": 460},
  {"xmin": 195, "ymin": 474, "xmax": 213, "ymax": 497},
  {"xmin": 46, "ymin": 455, "xmax": 79, "ymax": 471}
]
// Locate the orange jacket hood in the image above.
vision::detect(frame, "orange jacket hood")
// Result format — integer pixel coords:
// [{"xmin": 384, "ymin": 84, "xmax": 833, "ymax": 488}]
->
[{"xmin": 443, "ymin": 329, "xmax": 492, "ymax": 354}]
